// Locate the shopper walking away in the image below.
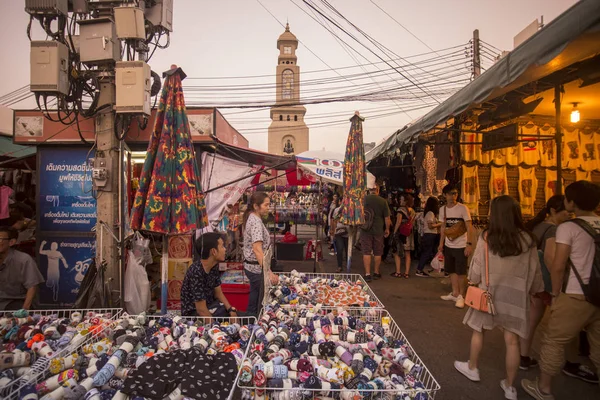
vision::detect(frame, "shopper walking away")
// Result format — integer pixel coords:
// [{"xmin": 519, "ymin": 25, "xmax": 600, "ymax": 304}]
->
[
  {"xmin": 439, "ymin": 184, "xmax": 474, "ymax": 308},
  {"xmin": 330, "ymin": 200, "xmax": 349, "ymax": 273},
  {"xmin": 360, "ymin": 183, "xmax": 391, "ymax": 282},
  {"xmin": 416, "ymin": 197, "xmax": 442, "ymax": 277},
  {"xmin": 242, "ymin": 192, "xmax": 279, "ymax": 317},
  {"xmin": 522, "ymin": 180, "xmax": 600, "ymax": 400},
  {"xmin": 391, "ymin": 194, "xmax": 416, "ymax": 278},
  {"xmin": 455, "ymin": 195, "xmax": 543, "ymax": 400},
  {"xmin": 520, "ymin": 196, "xmax": 570, "ymax": 369}
]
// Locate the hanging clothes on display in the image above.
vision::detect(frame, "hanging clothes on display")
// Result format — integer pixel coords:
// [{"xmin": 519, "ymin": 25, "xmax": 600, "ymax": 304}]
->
[
  {"xmin": 518, "ymin": 122, "xmax": 541, "ymax": 166},
  {"xmin": 489, "ymin": 148, "xmax": 507, "ymax": 166},
  {"xmin": 518, "ymin": 166, "xmax": 538, "ymax": 217},
  {"xmin": 563, "ymin": 127, "xmax": 581, "ymax": 170},
  {"xmin": 435, "ymin": 144, "xmax": 453, "ymax": 180},
  {"xmin": 539, "ymin": 124, "xmax": 557, "ymax": 168},
  {"xmin": 423, "ymin": 146, "xmax": 437, "ymax": 196},
  {"xmin": 461, "ymin": 165, "xmax": 480, "ymax": 216},
  {"xmin": 595, "ymin": 131, "xmax": 600, "ymax": 171},
  {"xmin": 489, "ymin": 166, "xmax": 509, "ymax": 199},
  {"xmin": 576, "ymin": 169, "xmax": 592, "ymax": 182},
  {"xmin": 461, "ymin": 130, "xmax": 481, "ymax": 163},
  {"xmin": 579, "ymin": 128, "xmax": 597, "ymax": 172},
  {"xmin": 544, "ymin": 169, "xmax": 563, "ymax": 202},
  {"xmin": 505, "ymin": 145, "xmax": 519, "ymax": 166}
]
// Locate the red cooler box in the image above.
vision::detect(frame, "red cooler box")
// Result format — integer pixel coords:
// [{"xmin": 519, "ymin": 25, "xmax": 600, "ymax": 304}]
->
[{"xmin": 221, "ymin": 283, "xmax": 250, "ymax": 312}]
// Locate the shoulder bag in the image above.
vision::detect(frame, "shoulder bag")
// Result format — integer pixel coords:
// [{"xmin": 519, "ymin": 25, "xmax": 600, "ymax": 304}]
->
[
  {"xmin": 465, "ymin": 239, "xmax": 496, "ymax": 315},
  {"xmin": 443, "ymin": 206, "xmax": 467, "ymax": 241}
]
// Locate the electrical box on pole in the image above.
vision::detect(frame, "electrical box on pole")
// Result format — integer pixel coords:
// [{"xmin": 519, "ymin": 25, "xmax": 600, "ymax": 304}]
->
[
  {"xmin": 78, "ymin": 18, "xmax": 121, "ymax": 65},
  {"xmin": 25, "ymin": 0, "xmax": 68, "ymax": 15},
  {"xmin": 145, "ymin": 0, "xmax": 174, "ymax": 32},
  {"xmin": 114, "ymin": 7, "xmax": 146, "ymax": 40},
  {"xmin": 116, "ymin": 61, "xmax": 151, "ymax": 115},
  {"xmin": 30, "ymin": 41, "xmax": 69, "ymax": 95}
]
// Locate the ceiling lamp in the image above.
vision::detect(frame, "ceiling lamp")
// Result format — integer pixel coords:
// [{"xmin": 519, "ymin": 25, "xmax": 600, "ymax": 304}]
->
[{"xmin": 570, "ymin": 102, "xmax": 580, "ymax": 123}]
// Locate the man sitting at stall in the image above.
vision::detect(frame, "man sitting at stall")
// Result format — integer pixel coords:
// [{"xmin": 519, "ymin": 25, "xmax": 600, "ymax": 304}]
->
[
  {"xmin": 0, "ymin": 226, "xmax": 44, "ymax": 310},
  {"xmin": 180, "ymin": 232, "xmax": 238, "ymax": 318}
]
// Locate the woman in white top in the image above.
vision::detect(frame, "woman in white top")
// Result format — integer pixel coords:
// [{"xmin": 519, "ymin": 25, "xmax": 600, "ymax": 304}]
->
[
  {"xmin": 242, "ymin": 192, "xmax": 279, "ymax": 317},
  {"xmin": 416, "ymin": 197, "xmax": 442, "ymax": 277}
]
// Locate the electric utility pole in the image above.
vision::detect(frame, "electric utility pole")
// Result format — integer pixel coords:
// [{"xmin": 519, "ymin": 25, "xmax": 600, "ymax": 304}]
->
[{"xmin": 473, "ymin": 29, "xmax": 481, "ymax": 78}]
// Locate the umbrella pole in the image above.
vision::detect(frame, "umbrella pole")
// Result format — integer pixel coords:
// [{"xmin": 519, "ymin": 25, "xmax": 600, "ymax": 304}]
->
[
  {"xmin": 161, "ymin": 236, "xmax": 168, "ymax": 314},
  {"xmin": 347, "ymin": 226, "xmax": 354, "ymax": 273}
]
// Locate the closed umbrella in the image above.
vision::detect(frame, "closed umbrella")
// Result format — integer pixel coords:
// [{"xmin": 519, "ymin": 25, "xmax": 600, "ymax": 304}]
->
[
  {"xmin": 130, "ymin": 65, "xmax": 208, "ymax": 313},
  {"xmin": 339, "ymin": 112, "xmax": 367, "ymax": 273}
]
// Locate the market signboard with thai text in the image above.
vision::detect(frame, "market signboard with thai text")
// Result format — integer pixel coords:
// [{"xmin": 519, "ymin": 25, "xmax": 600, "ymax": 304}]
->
[{"xmin": 38, "ymin": 147, "xmax": 97, "ymax": 232}]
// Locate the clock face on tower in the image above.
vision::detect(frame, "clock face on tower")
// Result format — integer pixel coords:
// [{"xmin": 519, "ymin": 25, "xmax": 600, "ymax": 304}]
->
[{"xmin": 284, "ymin": 46, "xmax": 292, "ymax": 54}]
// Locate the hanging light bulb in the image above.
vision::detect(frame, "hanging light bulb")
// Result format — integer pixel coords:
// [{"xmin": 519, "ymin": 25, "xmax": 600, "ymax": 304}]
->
[{"xmin": 571, "ymin": 103, "xmax": 580, "ymax": 123}]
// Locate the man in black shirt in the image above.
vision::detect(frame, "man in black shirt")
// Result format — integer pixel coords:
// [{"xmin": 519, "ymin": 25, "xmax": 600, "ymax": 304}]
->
[{"xmin": 180, "ymin": 232, "xmax": 237, "ymax": 317}]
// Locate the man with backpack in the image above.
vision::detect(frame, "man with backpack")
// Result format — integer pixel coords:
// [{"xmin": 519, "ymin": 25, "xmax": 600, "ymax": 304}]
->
[
  {"xmin": 360, "ymin": 183, "xmax": 391, "ymax": 282},
  {"xmin": 523, "ymin": 180, "xmax": 600, "ymax": 400}
]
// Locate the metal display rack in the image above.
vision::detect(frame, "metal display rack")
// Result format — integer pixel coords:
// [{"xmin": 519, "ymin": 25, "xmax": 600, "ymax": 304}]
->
[
  {"xmin": 237, "ymin": 307, "xmax": 441, "ymax": 399},
  {"xmin": 128, "ymin": 314, "xmax": 257, "ymax": 400},
  {"xmin": 2, "ymin": 308, "xmax": 123, "ymax": 400},
  {"xmin": 265, "ymin": 272, "xmax": 384, "ymax": 310}
]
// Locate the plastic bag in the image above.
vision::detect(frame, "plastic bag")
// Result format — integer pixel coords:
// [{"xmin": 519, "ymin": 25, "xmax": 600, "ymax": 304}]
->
[
  {"xmin": 124, "ymin": 250, "xmax": 151, "ymax": 314},
  {"xmin": 431, "ymin": 251, "xmax": 444, "ymax": 271},
  {"xmin": 132, "ymin": 232, "xmax": 152, "ymax": 266}
]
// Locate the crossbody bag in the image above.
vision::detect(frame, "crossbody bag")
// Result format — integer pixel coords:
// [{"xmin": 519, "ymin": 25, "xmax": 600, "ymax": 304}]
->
[{"xmin": 465, "ymin": 238, "xmax": 497, "ymax": 315}]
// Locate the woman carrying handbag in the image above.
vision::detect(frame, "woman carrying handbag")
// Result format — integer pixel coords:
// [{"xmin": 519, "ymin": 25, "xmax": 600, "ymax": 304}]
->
[{"xmin": 454, "ymin": 195, "xmax": 543, "ymax": 400}]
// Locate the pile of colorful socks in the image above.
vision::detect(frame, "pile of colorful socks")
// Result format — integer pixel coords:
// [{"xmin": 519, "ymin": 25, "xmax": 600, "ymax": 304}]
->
[
  {"xmin": 238, "ymin": 304, "xmax": 430, "ymax": 400},
  {"xmin": 0, "ymin": 310, "xmax": 118, "ymax": 399},
  {"xmin": 3, "ymin": 313, "xmax": 254, "ymax": 400},
  {"xmin": 268, "ymin": 271, "xmax": 379, "ymax": 308}
]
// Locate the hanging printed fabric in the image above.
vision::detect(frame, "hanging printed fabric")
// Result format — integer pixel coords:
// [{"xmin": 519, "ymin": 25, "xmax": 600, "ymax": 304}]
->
[
  {"xmin": 518, "ymin": 167, "xmax": 538, "ymax": 216},
  {"xmin": 576, "ymin": 169, "xmax": 592, "ymax": 182},
  {"xmin": 579, "ymin": 128, "xmax": 597, "ymax": 172},
  {"xmin": 539, "ymin": 124, "xmax": 557, "ymax": 168},
  {"xmin": 489, "ymin": 166, "xmax": 509, "ymax": 199},
  {"xmin": 490, "ymin": 148, "xmax": 507, "ymax": 166},
  {"xmin": 461, "ymin": 128, "xmax": 481, "ymax": 163},
  {"xmin": 518, "ymin": 122, "xmax": 541, "ymax": 166},
  {"xmin": 545, "ymin": 170, "xmax": 562, "ymax": 202},
  {"xmin": 595, "ymin": 132, "xmax": 600, "ymax": 171},
  {"xmin": 505, "ymin": 145, "xmax": 519, "ymax": 166},
  {"xmin": 461, "ymin": 165, "xmax": 480, "ymax": 216},
  {"xmin": 562, "ymin": 127, "xmax": 581, "ymax": 169}
]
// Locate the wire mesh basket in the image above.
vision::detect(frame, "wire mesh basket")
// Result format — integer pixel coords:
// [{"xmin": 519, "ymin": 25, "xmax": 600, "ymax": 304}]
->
[
  {"xmin": 265, "ymin": 272, "xmax": 384, "ymax": 310},
  {"xmin": 1, "ymin": 308, "xmax": 123, "ymax": 400},
  {"xmin": 237, "ymin": 307, "xmax": 441, "ymax": 400},
  {"xmin": 124, "ymin": 314, "xmax": 257, "ymax": 400}
]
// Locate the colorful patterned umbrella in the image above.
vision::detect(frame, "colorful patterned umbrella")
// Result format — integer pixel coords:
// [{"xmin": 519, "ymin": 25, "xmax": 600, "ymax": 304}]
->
[
  {"xmin": 340, "ymin": 112, "xmax": 366, "ymax": 272},
  {"xmin": 130, "ymin": 66, "xmax": 208, "ymax": 234},
  {"xmin": 130, "ymin": 65, "xmax": 207, "ymax": 314}
]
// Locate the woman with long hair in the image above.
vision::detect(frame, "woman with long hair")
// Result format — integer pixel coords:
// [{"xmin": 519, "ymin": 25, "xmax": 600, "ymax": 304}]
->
[
  {"xmin": 454, "ymin": 195, "xmax": 543, "ymax": 400},
  {"xmin": 391, "ymin": 194, "xmax": 416, "ymax": 278},
  {"xmin": 416, "ymin": 197, "xmax": 442, "ymax": 277},
  {"xmin": 242, "ymin": 192, "xmax": 279, "ymax": 317}
]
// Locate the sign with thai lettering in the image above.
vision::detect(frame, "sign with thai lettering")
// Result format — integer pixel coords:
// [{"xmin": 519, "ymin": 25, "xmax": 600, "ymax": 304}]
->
[{"xmin": 38, "ymin": 147, "xmax": 97, "ymax": 232}]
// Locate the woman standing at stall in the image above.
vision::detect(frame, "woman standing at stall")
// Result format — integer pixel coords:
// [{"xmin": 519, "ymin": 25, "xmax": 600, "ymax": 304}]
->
[
  {"xmin": 416, "ymin": 197, "xmax": 442, "ymax": 277},
  {"xmin": 330, "ymin": 198, "xmax": 349, "ymax": 273},
  {"xmin": 242, "ymin": 192, "xmax": 279, "ymax": 317},
  {"xmin": 454, "ymin": 195, "xmax": 543, "ymax": 400}
]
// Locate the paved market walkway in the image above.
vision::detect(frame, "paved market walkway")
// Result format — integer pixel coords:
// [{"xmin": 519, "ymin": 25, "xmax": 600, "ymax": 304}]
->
[{"xmin": 277, "ymin": 250, "xmax": 599, "ymax": 400}]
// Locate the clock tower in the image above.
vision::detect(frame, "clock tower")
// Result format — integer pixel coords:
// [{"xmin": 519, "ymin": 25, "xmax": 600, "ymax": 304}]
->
[{"xmin": 268, "ymin": 24, "xmax": 309, "ymax": 155}]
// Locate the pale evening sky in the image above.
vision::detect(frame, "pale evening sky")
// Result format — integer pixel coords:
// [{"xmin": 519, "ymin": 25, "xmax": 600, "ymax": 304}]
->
[{"xmin": 0, "ymin": 0, "xmax": 578, "ymax": 153}]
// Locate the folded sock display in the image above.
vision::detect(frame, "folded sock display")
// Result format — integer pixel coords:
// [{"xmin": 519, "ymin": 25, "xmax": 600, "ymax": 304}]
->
[
  {"xmin": 240, "ymin": 305, "xmax": 428, "ymax": 399},
  {"xmin": 267, "ymin": 270, "xmax": 379, "ymax": 308}
]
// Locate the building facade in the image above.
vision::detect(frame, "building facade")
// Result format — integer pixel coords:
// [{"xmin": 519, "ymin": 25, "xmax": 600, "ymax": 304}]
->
[{"xmin": 267, "ymin": 24, "xmax": 309, "ymax": 155}]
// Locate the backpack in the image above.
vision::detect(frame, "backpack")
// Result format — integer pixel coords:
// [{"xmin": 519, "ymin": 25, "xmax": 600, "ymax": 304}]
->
[
  {"xmin": 361, "ymin": 206, "xmax": 375, "ymax": 231},
  {"xmin": 566, "ymin": 218, "xmax": 600, "ymax": 307},
  {"xmin": 398, "ymin": 209, "xmax": 414, "ymax": 237}
]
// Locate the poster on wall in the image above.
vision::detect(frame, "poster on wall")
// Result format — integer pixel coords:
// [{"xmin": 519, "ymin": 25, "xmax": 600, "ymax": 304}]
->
[
  {"xmin": 37, "ymin": 235, "xmax": 95, "ymax": 307},
  {"xmin": 166, "ymin": 258, "xmax": 192, "ymax": 310},
  {"xmin": 38, "ymin": 147, "xmax": 97, "ymax": 232}
]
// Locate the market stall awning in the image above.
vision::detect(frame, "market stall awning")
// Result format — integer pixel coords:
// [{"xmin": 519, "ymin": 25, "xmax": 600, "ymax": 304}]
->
[
  {"xmin": 0, "ymin": 136, "xmax": 36, "ymax": 161},
  {"xmin": 367, "ymin": 0, "xmax": 600, "ymax": 163},
  {"xmin": 199, "ymin": 136, "xmax": 296, "ymax": 170}
]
